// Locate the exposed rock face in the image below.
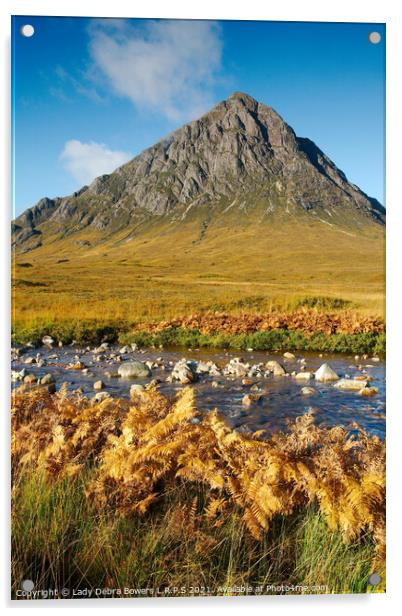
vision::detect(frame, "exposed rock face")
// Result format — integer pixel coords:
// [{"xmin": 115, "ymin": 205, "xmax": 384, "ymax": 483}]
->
[{"xmin": 12, "ymin": 92, "xmax": 385, "ymax": 250}]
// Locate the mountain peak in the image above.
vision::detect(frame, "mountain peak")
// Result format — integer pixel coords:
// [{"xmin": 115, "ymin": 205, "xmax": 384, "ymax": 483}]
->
[
  {"xmin": 12, "ymin": 92, "xmax": 385, "ymax": 251},
  {"xmin": 226, "ymin": 91, "xmax": 259, "ymax": 106}
]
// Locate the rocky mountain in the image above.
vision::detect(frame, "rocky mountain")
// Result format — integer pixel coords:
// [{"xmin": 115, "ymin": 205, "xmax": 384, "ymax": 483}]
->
[{"xmin": 12, "ymin": 91, "xmax": 385, "ymax": 252}]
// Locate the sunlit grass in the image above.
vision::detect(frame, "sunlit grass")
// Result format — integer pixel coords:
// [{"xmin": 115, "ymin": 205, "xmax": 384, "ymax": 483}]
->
[
  {"xmin": 11, "ymin": 386, "xmax": 385, "ymax": 597},
  {"xmin": 12, "ymin": 215, "xmax": 385, "ymax": 327}
]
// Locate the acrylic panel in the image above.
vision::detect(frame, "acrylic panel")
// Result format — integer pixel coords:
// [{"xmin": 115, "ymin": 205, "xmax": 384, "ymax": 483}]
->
[{"xmin": 11, "ymin": 16, "xmax": 386, "ymax": 599}]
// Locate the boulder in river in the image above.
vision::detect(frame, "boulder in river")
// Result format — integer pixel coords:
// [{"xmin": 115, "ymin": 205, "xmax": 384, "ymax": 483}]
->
[
  {"xmin": 196, "ymin": 360, "xmax": 220, "ymax": 375},
  {"xmin": 315, "ymin": 363, "xmax": 340, "ymax": 382},
  {"xmin": 283, "ymin": 352, "xmax": 295, "ymax": 359},
  {"xmin": 224, "ymin": 358, "xmax": 250, "ymax": 377},
  {"xmin": 265, "ymin": 360, "xmax": 287, "ymax": 376},
  {"xmin": 171, "ymin": 359, "xmax": 197, "ymax": 384},
  {"xmin": 93, "ymin": 380, "xmax": 105, "ymax": 390},
  {"xmin": 334, "ymin": 378, "xmax": 368, "ymax": 391},
  {"xmin": 295, "ymin": 372, "xmax": 312, "ymax": 381},
  {"xmin": 118, "ymin": 361, "xmax": 151, "ymax": 379}
]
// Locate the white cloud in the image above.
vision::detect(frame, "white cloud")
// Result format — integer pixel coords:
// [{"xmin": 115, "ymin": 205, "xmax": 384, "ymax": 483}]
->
[
  {"xmin": 60, "ymin": 140, "xmax": 132, "ymax": 185},
  {"xmin": 88, "ymin": 19, "xmax": 222, "ymax": 121}
]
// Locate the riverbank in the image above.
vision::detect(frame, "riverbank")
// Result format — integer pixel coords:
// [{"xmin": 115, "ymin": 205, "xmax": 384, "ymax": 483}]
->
[{"xmin": 12, "ymin": 310, "xmax": 385, "ymax": 355}]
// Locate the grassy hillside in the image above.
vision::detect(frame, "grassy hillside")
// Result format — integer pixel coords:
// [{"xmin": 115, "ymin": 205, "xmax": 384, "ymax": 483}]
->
[{"xmin": 12, "ymin": 206, "xmax": 385, "ymax": 335}]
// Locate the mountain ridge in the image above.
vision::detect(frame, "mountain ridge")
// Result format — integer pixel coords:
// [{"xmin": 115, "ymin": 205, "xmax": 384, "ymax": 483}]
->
[{"xmin": 12, "ymin": 91, "xmax": 385, "ymax": 252}]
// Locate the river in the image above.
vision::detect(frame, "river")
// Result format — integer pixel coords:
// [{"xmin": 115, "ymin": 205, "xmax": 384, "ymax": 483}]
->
[{"xmin": 11, "ymin": 344, "xmax": 385, "ymax": 438}]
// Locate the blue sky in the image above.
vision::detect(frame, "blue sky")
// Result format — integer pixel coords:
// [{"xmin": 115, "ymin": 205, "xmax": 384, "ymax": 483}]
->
[{"xmin": 12, "ymin": 17, "xmax": 385, "ymax": 216}]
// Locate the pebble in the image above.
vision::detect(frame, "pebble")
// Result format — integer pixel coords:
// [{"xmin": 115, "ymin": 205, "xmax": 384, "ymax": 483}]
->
[
  {"xmin": 242, "ymin": 393, "xmax": 262, "ymax": 407},
  {"xmin": 42, "ymin": 335, "xmax": 54, "ymax": 347},
  {"xmin": 358, "ymin": 387, "xmax": 379, "ymax": 397},
  {"xmin": 104, "ymin": 370, "xmax": 119, "ymax": 378},
  {"xmin": 92, "ymin": 391, "xmax": 111, "ymax": 404},
  {"xmin": 23, "ymin": 374, "xmax": 37, "ymax": 384},
  {"xmin": 301, "ymin": 387, "xmax": 317, "ymax": 396},
  {"xmin": 40, "ymin": 373, "xmax": 55, "ymax": 385},
  {"xmin": 130, "ymin": 384, "xmax": 145, "ymax": 398},
  {"xmin": 69, "ymin": 361, "xmax": 86, "ymax": 370}
]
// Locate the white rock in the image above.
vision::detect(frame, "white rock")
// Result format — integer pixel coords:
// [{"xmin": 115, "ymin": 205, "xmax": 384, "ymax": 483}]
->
[
  {"xmin": 224, "ymin": 358, "xmax": 250, "ymax": 377},
  {"xmin": 92, "ymin": 391, "xmax": 111, "ymax": 404},
  {"xmin": 295, "ymin": 372, "xmax": 312, "ymax": 381},
  {"xmin": 118, "ymin": 361, "xmax": 151, "ymax": 379},
  {"xmin": 265, "ymin": 360, "xmax": 287, "ymax": 376},
  {"xmin": 334, "ymin": 379, "xmax": 368, "ymax": 391},
  {"xmin": 42, "ymin": 335, "xmax": 54, "ymax": 346},
  {"xmin": 314, "ymin": 363, "xmax": 340, "ymax": 382},
  {"xmin": 171, "ymin": 359, "xmax": 197, "ymax": 384}
]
